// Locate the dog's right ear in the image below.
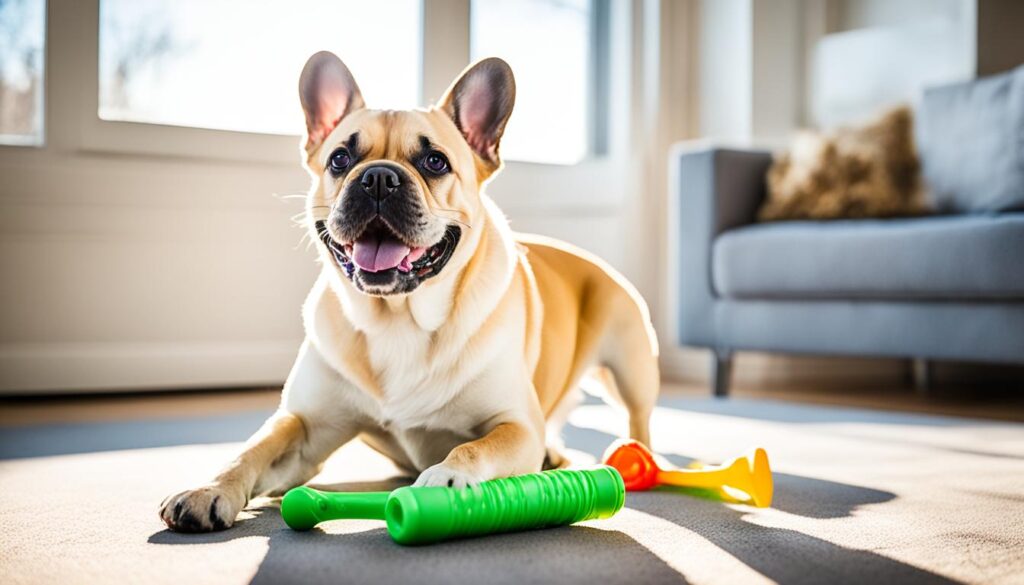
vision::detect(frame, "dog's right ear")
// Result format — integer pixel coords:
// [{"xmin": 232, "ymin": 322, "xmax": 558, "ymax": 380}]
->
[{"xmin": 299, "ymin": 51, "xmax": 364, "ymax": 154}]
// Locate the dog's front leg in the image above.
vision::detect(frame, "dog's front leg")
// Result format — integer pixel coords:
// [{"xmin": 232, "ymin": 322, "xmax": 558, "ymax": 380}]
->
[
  {"xmin": 414, "ymin": 418, "xmax": 546, "ymax": 489},
  {"xmin": 414, "ymin": 371, "xmax": 547, "ymax": 488},
  {"xmin": 159, "ymin": 411, "xmax": 308, "ymax": 532},
  {"xmin": 160, "ymin": 341, "xmax": 360, "ymax": 532}
]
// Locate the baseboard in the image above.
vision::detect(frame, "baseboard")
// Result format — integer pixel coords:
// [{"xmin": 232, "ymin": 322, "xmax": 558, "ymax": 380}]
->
[
  {"xmin": 0, "ymin": 340, "xmax": 302, "ymax": 395},
  {"xmin": 659, "ymin": 345, "xmax": 908, "ymax": 388},
  {"xmin": 5, "ymin": 340, "xmax": 1009, "ymax": 396},
  {"xmin": 659, "ymin": 345, "xmax": 709, "ymax": 382}
]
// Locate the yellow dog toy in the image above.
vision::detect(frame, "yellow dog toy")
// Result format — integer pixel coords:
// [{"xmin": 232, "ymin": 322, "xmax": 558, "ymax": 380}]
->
[{"xmin": 602, "ymin": 439, "xmax": 774, "ymax": 507}]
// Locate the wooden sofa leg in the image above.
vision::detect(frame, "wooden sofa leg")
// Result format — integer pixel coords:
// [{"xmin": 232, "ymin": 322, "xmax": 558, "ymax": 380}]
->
[
  {"xmin": 912, "ymin": 358, "xmax": 932, "ymax": 396},
  {"xmin": 712, "ymin": 351, "xmax": 733, "ymax": 398}
]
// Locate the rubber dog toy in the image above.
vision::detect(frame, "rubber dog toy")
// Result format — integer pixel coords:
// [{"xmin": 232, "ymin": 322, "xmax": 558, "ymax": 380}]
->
[
  {"xmin": 281, "ymin": 466, "xmax": 625, "ymax": 545},
  {"xmin": 602, "ymin": 439, "xmax": 773, "ymax": 507}
]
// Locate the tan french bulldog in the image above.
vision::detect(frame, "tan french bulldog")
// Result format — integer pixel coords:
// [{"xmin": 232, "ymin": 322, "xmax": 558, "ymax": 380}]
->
[{"xmin": 160, "ymin": 52, "xmax": 659, "ymax": 532}]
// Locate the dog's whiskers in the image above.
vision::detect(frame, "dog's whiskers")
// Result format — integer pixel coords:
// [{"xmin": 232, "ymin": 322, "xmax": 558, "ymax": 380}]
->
[
  {"xmin": 430, "ymin": 208, "xmax": 473, "ymax": 230},
  {"xmin": 292, "ymin": 209, "xmax": 330, "ymax": 227},
  {"xmin": 285, "ymin": 210, "xmax": 332, "ymax": 251},
  {"xmin": 295, "ymin": 231, "xmax": 313, "ymax": 251}
]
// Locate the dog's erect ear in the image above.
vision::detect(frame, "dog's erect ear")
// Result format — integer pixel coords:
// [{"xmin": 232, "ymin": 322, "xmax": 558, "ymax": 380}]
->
[
  {"xmin": 299, "ymin": 51, "xmax": 364, "ymax": 153},
  {"xmin": 439, "ymin": 58, "xmax": 515, "ymax": 167}
]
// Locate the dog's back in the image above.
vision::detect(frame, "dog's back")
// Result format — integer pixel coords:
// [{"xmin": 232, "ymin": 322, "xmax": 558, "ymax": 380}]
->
[{"xmin": 516, "ymin": 233, "xmax": 659, "ymax": 445}]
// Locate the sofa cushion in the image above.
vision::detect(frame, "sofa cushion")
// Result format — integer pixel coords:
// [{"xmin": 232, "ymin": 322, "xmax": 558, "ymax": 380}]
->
[
  {"xmin": 712, "ymin": 214, "xmax": 1024, "ymax": 300},
  {"xmin": 918, "ymin": 65, "xmax": 1024, "ymax": 213}
]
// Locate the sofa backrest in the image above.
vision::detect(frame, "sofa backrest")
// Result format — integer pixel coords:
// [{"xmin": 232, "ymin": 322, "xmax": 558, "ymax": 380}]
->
[{"xmin": 918, "ymin": 65, "xmax": 1024, "ymax": 213}]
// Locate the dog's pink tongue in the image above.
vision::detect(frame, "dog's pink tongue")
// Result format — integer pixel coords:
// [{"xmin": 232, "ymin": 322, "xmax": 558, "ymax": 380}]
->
[{"xmin": 352, "ymin": 234, "xmax": 411, "ymax": 273}]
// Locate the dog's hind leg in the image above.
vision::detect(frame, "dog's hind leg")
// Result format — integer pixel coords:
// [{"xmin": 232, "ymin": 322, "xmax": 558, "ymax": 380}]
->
[
  {"xmin": 595, "ymin": 313, "xmax": 659, "ymax": 448},
  {"xmin": 542, "ymin": 385, "xmax": 582, "ymax": 469}
]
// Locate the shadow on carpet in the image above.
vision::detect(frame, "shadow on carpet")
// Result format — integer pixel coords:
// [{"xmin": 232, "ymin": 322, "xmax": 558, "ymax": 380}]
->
[
  {"xmin": 5, "ymin": 396, "xmax": 994, "ymax": 584},
  {"xmin": 142, "ymin": 463, "xmax": 956, "ymax": 585},
  {"xmin": 143, "ymin": 421, "xmax": 958, "ymax": 585},
  {"xmin": 147, "ymin": 479, "xmax": 685, "ymax": 585},
  {"xmin": 563, "ymin": 423, "xmax": 896, "ymax": 520}
]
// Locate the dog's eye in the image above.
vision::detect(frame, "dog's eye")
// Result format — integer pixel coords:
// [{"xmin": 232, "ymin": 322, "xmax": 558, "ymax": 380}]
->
[
  {"xmin": 329, "ymin": 148, "xmax": 352, "ymax": 175},
  {"xmin": 422, "ymin": 151, "xmax": 450, "ymax": 175}
]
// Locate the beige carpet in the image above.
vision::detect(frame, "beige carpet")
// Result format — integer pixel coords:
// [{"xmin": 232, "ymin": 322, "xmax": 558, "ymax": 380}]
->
[{"xmin": 1, "ymin": 396, "xmax": 1022, "ymax": 584}]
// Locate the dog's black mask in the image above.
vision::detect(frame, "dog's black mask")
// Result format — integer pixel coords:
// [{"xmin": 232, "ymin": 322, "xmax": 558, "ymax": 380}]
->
[
  {"xmin": 331, "ymin": 163, "xmax": 428, "ymax": 247},
  {"xmin": 317, "ymin": 163, "xmax": 461, "ymax": 295}
]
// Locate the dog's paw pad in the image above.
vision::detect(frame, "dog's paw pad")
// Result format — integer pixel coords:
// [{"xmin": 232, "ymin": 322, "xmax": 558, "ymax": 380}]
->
[
  {"xmin": 159, "ymin": 486, "xmax": 240, "ymax": 533},
  {"xmin": 413, "ymin": 464, "xmax": 482, "ymax": 489}
]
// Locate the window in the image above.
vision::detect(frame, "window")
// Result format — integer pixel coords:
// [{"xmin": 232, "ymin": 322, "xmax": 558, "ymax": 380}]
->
[
  {"xmin": 0, "ymin": 0, "xmax": 45, "ymax": 146},
  {"xmin": 471, "ymin": 0, "xmax": 595, "ymax": 165},
  {"xmin": 98, "ymin": 0, "xmax": 421, "ymax": 136}
]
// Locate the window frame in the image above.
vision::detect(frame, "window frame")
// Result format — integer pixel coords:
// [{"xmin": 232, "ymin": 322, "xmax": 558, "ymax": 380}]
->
[
  {"xmin": 0, "ymin": 0, "xmax": 48, "ymax": 148},
  {"xmin": 33, "ymin": 0, "xmax": 633, "ymax": 210},
  {"xmin": 467, "ymin": 0, "xmax": 610, "ymax": 165},
  {"xmin": 75, "ymin": 0, "xmax": 336, "ymax": 165}
]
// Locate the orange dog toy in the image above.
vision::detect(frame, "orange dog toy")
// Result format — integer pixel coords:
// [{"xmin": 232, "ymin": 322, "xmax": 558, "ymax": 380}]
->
[{"xmin": 602, "ymin": 439, "xmax": 774, "ymax": 507}]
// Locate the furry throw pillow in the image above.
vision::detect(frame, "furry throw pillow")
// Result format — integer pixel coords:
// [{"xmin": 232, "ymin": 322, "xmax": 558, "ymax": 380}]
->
[{"xmin": 759, "ymin": 106, "xmax": 928, "ymax": 221}]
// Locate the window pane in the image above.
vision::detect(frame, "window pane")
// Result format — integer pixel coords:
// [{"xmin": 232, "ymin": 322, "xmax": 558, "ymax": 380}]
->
[
  {"xmin": 99, "ymin": 0, "xmax": 421, "ymax": 136},
  {"xmin": 471, "ymin": 0, "xmax": 591, "ymax": 165},
  {"xmin": 0, "ymin": 0, "xmax": 45, "ymax": 146}
]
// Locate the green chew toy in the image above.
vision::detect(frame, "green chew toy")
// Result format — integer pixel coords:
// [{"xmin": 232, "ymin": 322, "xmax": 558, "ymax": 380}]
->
[{"xmin": 281, "ymin": 466, "xmax": 625, "ymax": 545}]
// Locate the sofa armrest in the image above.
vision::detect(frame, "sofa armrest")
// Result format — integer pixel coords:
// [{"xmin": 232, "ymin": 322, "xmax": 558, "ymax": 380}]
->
[{"xmin": 671, "ymin": 144, "xmax": 772, "ymax": 347}]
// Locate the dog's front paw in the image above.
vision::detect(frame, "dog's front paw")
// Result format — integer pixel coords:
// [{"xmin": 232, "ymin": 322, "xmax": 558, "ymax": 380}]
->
[
  {"xmin": 159, "ymin": 485, "xmax": 243, "ymax": 533},
  {"xmin": 413, "ymin": 463, "xmax": 483, "ymax": 489}
]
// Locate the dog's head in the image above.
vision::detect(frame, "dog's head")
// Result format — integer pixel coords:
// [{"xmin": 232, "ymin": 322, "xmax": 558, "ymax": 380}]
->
[{"xmin": 299, "ymin": 51, "xmax": 515, "ymax": 296}]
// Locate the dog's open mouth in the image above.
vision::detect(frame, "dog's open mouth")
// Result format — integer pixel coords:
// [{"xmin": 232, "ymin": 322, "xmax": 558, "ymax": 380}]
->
[{"xmin": 316, "ymin": 219, "xmax": 460, "ymax": 289}]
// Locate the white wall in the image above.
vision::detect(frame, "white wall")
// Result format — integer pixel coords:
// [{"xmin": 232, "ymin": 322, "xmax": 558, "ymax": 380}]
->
[
  {"xmin": 836, "ymin": 0, "xmax": 967, "ymax": 31},
  {"xmin": 10, "ymin": 0, "xmax": 1003, "ymax": 394},
  {"xmin": 0, "ymin": 0, "xmax": 641, "ymax": 394},
  {"xmin": 696, "ymin": 0, "xmax": 984, "ymax": 137},
  {"xmin": 810, "ymin": 0, "xmax": 977, "ymax": 127},
  {"xmin": 0, "ymin": 147, "xmax": 319, "ymax": 392},
  {"xmin": 0, "ymin": 154, "xmax": 634, "ymax": 395},
  {"xmin": 751, "ymin": 0, "xmax": 802, "ymax": 141},
  {"xmin": 698, "ymin": 0, "xmax": 752, "ymax": 141},
  {"xmin": 697, "ymin": 0, "xmax": 804, "ymax": 145},
  {"xmin": 810, "ymin": 0, "xmax": 1024, "ymax": 127}
]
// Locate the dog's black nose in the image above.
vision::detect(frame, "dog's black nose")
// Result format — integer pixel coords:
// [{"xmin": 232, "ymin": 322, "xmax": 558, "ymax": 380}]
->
[{"xmin": 360, "ymin": 166, "xmax": 401, "ymax": 200}]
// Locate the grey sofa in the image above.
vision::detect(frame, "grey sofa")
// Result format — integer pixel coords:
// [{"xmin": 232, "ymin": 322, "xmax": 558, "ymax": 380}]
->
[{"xmin": 674, "ymin": 66, "xmax": 1024, "ymax": 396}]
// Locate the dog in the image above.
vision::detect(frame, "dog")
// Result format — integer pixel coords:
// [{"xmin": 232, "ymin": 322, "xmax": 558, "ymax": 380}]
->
[{"xmin": 160, "ymin": 52, "xmax": 659, "ymax": 532}]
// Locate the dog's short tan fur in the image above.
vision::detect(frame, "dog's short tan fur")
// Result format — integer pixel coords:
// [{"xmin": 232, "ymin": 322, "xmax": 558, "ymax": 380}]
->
[{"xmin": 160, "ymin": 53, "xmax": 659, "ymax": 533}]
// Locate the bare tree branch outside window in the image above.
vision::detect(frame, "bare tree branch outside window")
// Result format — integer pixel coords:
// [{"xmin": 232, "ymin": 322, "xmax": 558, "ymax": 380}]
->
[
  {"xmin": 100, "ymin": 1, "xmax": 192, "ymax": 116},
  {"xmin": 0, "ymin": 0, "xmax": 45, "ymax": 145}
]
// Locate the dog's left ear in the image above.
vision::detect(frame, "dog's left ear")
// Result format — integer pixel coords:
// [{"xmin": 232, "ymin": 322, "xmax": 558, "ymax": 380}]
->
[
  {"xmin": 299, "ymin": 51, "xmax": 365, "ymax": 154},
  {"xmin": 439, "ymin": 58, "xmax": 515, "ymax": 168}
]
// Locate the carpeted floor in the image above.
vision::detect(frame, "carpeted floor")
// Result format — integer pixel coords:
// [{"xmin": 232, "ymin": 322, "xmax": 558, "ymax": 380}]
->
[{"xmin": 1, "ymin": 395, "xmax": 1022, "ymax": 584}]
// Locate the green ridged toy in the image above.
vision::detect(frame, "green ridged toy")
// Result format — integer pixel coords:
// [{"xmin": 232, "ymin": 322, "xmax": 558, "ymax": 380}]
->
[{"xmin": 280, "ymin": 466, "xmax": 625, "ymax": 545}]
